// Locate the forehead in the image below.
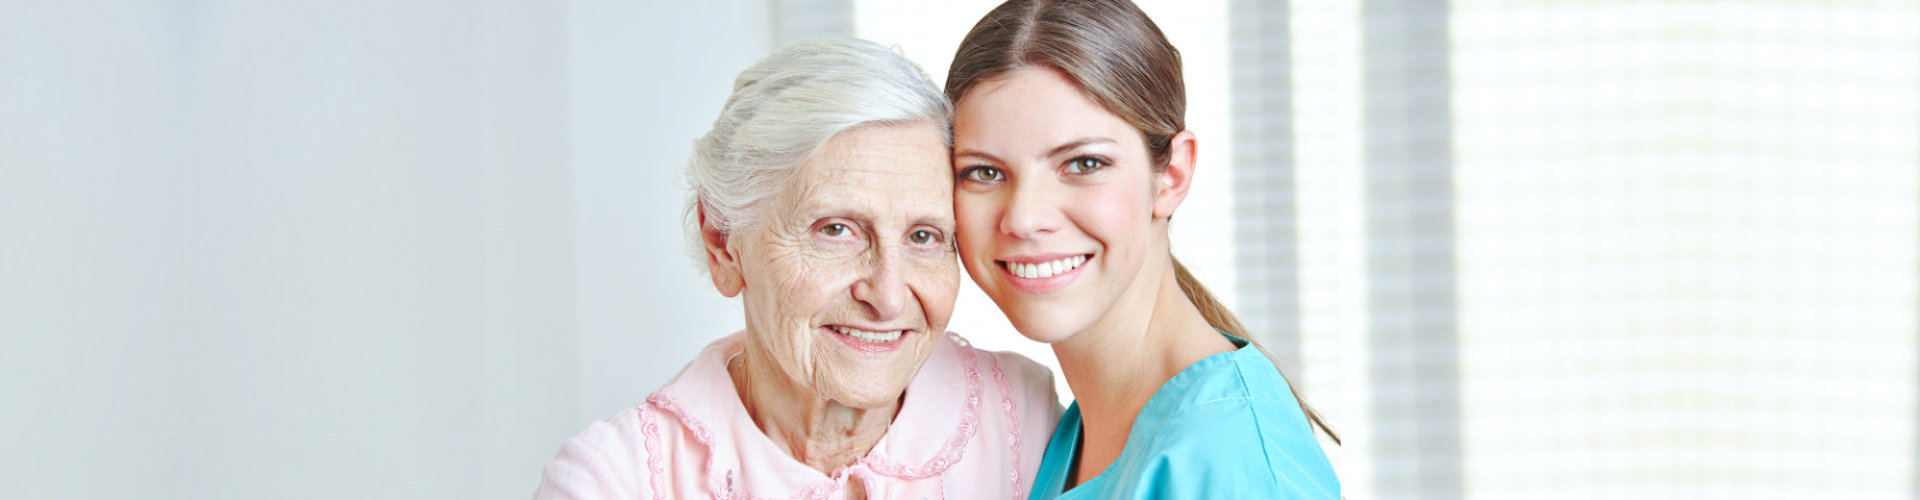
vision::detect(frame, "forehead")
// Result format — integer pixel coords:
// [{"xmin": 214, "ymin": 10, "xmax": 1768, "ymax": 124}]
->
[
  {"xmin": 952, "ymin": 67, "xmax": 1138, "ymax": 154},
  {"xmin": 784, "ymin": 122, "xmax": 953, "ymax": 219}
]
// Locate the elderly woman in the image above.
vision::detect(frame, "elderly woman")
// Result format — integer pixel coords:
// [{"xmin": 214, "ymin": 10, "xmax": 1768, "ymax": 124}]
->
[{"xmin": 535, "ymin": 38, "xmax": 1060, "ymax": 499}]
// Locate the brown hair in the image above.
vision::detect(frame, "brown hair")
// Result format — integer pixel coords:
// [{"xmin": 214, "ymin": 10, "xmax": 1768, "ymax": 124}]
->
[{"xmin": 947, "ymin": 0, "xmax": 1338, "ymax": 445}]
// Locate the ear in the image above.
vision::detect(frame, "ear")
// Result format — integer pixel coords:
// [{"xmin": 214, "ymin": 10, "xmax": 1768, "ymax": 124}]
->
[
  {"xmin": 1153, "ymin": 130, "xmax": 1198, "ymax": 219},
  {"xmin": 699, "ymin": 202, "xmax": 746, "ymax": 297}
]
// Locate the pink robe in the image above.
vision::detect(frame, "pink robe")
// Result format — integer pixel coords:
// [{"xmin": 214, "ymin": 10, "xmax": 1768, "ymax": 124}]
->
[{"xmin": 536, "ymin": 331, "xmax": 1061, "ymax": 499}]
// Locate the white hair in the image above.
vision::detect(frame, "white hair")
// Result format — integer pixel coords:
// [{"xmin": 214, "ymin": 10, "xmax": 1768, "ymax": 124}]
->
[{"xmin": 683, "ymin": 37, "xmax": 953, "ymax": 267}]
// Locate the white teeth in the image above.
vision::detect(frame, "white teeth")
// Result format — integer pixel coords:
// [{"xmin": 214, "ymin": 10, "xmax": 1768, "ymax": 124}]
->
[
  {"xmin": 831, "ymin": 325, "xmax": 904, "ymax": 343},
  {"xmin": 1007, "ymin": 255, "xmax": 1087, "ymax": 279}
]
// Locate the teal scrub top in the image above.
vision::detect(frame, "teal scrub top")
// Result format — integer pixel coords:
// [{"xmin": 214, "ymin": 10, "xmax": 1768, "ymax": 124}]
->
[{"xmin": 1028, "ymin": 334, "xmax": 1340, "ymax": 499}]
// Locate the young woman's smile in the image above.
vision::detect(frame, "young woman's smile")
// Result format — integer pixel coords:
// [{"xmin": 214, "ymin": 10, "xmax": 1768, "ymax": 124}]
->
[{"xmin": 996, "ymin": 252, "xmax": 1094, "ymax": 293}]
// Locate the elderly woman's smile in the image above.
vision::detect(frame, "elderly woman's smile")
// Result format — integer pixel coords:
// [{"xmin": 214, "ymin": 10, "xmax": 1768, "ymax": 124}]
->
[{"xmin": 826, "ymin": 325, "xmax": 904, "ymax": 345}]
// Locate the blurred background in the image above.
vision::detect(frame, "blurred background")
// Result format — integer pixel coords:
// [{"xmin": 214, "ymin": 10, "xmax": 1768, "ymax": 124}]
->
[{"xmin": 2, "ymin": 0, "xmax": 1915, "ymax": 498}]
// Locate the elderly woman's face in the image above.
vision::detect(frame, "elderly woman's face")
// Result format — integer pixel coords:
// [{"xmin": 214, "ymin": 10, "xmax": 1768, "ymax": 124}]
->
[{"xmin": 732, "ymin": 121, "xmax": 959, "ymax": 409}]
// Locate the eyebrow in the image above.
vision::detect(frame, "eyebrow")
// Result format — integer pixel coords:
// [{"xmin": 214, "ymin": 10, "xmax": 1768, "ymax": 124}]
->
[
  {"xmin": 1047, "ymin": 137, "xmax": 1116, "ymax": 158},
  {"xmin": 796, "ymin": 202, "xmax": 954, "ymax": 231},
  {"xmin": 952, "ymin": 148, "xmax": 1003, "ymax": 164},
  {"xmin": 955, "ymin": 137, "xmax": 1119, "ymax": 164},
  {"xmin": 915, "ymin": 215, "xmax": 957, "ymax": 231}
]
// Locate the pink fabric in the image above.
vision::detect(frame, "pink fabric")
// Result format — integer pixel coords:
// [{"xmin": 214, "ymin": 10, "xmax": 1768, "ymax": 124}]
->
[
  {"xmin": 535, "ymin": 331, "xmax": 1061, "ymax": 500},
  {"xmin": 989, "ymin": 352, "xmax": 1024, "ymax": 493}
]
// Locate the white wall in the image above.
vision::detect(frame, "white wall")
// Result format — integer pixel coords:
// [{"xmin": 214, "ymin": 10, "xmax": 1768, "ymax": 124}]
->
[
  {"xmin": 1, "ymin": 1, "xmax": 769, "ymax": 497},
  {"xmin": 2, "ymin": 2, "xmax": 189, "ymax": 497}
]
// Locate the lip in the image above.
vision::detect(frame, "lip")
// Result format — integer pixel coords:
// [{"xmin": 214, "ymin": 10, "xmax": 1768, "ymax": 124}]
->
[
  {"xmin": 820, "ymin": 325, "xmax": 913, "ymax": 354},
  {"xmin": 996, "ymin": 252, "xmax": 1094, "ymax": 294}
]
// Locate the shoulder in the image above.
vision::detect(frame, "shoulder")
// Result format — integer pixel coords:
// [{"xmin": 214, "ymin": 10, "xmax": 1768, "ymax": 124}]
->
[
  {"xmin": 940, "ymin": 333, "xmax": 1055, "ymax": 400},
  {"xmin": 535, "ymin": 401, "xmax": 724, "ymax": 500},
  {"xmin": 535, "ymin": 334, "xmax": 750, "ymax": 499},
  {"xmin": 980, "ymin": 344, "xmax": 1058, "ymax": 402},
  {"xmin": 1130, "ymin": 352, "xmax": 1338, "ymax": 498},
  {"xmin": 535, "ymin": 406, "xmax": 658, "ymax": 500},
  {"xmin": 944, "ymin": 332, "xmax": 1061, "ymax": 419},
  {"xmin": 940, "ymin": 332, "xmax": 1063, "ymax": 491},
  {"xmin": 1117, "ymin": 402, "xmax": 1337, "ymax": 498}
]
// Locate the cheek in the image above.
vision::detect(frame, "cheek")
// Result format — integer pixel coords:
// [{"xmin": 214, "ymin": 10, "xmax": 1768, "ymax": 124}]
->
[
  {"xmin": 909, "ymin": 257, "xmax": 960, "ymax": 327},
  {"xmin": 1075, "ymin": 181, "xmax": 1154, "ymax": 247},
  {"xmin": 751, "ymin": 247, "xmax": 844, "ymax": 356},
  {"xmin": 953, "ymin": 193, "xmax": 990, "ymax": 232},
  {"xmin": 768, "ymin": 254, "xmax": 846, "ymax": 319},
  {"xmin": 953, "ymin": 194, "xmax": 999, "ymax": 260}
]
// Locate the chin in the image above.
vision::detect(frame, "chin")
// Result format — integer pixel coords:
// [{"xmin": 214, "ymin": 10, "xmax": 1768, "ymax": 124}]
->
[
  {"xmin": 979, "ymin": 288, "xmax": 1086, "ymax": 345},
  {"xmin": 830, "ymin": 386, "xmax": 910, "ymax": 410},
  {"xmin": 822, "ymin": 370, "xmax": 917, "ymax": 409},
  {"xmin": 1005, "ymin": 309, "xmax": 1086, "ymax": 345}
]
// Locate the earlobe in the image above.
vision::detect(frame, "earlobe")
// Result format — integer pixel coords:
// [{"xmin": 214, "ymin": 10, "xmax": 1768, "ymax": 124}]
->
[
  {"xmin": 699, "ymin": 202, "xmax": 746, "ymax": 297},
  {"xmin": 1153, "ymin": 130, "xmax": 1198, "ymax": 219}
]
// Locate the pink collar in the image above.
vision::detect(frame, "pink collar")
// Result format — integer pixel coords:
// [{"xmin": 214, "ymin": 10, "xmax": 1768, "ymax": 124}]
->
[{"xmin": 646, "ymin": 331, "xmax": 985, "ymax": 499}]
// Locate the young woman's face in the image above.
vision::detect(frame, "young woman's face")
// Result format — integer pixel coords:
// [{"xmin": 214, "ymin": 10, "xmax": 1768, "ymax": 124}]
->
[{"xmin": 951, "ymin": 67, "xmax": 1163, "ymax": 343}]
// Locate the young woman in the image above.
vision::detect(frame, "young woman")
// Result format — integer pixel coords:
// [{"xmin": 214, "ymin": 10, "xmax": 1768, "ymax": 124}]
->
[{"xmin": 945, "ymin": 0, "xmax": 1339, "ymax": 497}]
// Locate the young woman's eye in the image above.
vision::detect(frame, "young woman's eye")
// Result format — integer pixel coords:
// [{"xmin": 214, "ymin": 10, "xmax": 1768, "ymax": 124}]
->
[
  {"xmin": 959, "ymin": 166, "xmax": 1004, "ymax": 182},
  {"xmin": 1066, "ymin": 156, "xmax": 1109, "ymax": 173},
  {"xmin": 821, "ymin": 223, "xmax": 852, "ymax": 237}
]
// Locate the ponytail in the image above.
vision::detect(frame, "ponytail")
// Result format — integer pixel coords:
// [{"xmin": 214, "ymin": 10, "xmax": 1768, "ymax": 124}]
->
[{"xmin": 1172, "ymin": 258, "xmax": 1341, "ymax": 445}]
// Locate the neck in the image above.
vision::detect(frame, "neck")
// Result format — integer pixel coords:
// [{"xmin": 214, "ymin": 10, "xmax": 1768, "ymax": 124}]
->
[
  {"xmin": 729, "ymin": 343, "xmax": 901, "ymax": 475},
  {"xmin": 1050, "ymin": 253, "xmax": 1234, "ymax": 484}
]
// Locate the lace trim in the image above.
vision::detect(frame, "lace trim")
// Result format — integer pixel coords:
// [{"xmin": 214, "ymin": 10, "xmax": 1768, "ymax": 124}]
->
[
  {"xmin": 987, "ymin": 351, "xmax": 1026, "ymax": 499},
  {"xmin": 859, "ymin": 332, "xmax": 984, "ymax": 480},
  {"xmin": 650, "ymin": 391, "xmax": 844, "ymax": 500},
  {"xmin": 638, "ymin": 404, "xmax": 667, "ymax": 500},
  {"xmin": 646, "ymin": 393, "xmax": 734, "ymax": 500},
  {"xmin": 649, "ymin": 333, "xmax": 994, "ymax": 499}
]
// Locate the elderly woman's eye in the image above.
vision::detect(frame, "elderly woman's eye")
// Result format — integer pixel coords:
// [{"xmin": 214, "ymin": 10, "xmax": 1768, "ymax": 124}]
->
[
  {"xmin": 959, "ymin": 166, "xmax": 1003, "ymax": 182},
  {"xmin": 909, "ymin": 229, "xmax": 940, "ymax": 245},
  {"xmin": 1067, "ymin": 156, "xmax": 1109, "ymax": 173},
  {"xmin": 821, "ymin": 223, "xmax": 852, "ymax": 237}
]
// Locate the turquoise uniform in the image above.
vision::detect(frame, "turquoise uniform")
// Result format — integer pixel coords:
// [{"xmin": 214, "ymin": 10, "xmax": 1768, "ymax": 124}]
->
[{"xmin": 1028, "ymin": 334, "xmax": 1339, "ymax": 499}]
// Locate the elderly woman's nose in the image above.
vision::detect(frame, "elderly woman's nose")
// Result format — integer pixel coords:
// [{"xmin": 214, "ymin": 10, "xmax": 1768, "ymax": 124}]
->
[{"xmin": 850, "ymin": 249, "xmax": 908, "ymax": 321}]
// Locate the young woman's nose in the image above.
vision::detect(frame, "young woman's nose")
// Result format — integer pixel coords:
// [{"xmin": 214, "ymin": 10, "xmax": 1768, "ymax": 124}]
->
[{"xmin": 998, "ymin": 179, "xmax": 1064, "ymax": 239}]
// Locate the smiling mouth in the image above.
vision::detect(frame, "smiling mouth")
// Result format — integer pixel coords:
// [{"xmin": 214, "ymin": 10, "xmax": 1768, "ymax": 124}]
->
[
  {"xmin": 830, "ymin": 325, "xmax": 906, "ymax": 344},
  {"xmin": 999, "ymin": 254, "xmax": 1090, "ymax": 279}
]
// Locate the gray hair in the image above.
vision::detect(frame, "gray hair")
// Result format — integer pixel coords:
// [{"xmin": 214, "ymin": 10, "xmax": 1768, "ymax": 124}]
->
[{"xmin": 683, "ymin": 38, "xmax": 953, "ymax": 265}]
